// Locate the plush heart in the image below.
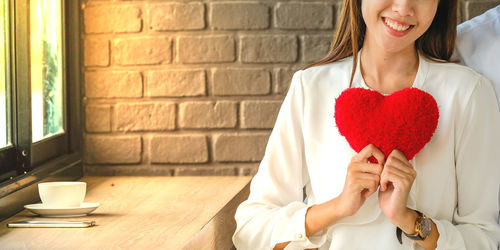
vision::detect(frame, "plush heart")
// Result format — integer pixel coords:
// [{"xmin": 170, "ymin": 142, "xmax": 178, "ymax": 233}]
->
[{"xmin": 334, "ymin": 87, "xmax": 439, "ymax": 163}]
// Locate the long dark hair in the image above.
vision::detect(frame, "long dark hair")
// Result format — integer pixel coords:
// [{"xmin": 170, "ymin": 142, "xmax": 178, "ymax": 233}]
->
[{"xmin": 303, "ymin": 0, "xmax": 458, "ymax": 86}]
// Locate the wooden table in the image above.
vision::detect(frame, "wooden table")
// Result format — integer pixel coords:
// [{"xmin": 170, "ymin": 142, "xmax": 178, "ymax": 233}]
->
[{"xmin": 0, "ymin": 176, "xmax": 252, "ymax": 249}]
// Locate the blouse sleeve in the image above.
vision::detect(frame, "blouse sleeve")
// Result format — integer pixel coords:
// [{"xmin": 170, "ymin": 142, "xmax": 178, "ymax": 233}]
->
[
  {"xmin": 432, "ymin": 76, "xmax": 500, "ymax": 249},
  {"xmin": 232, "ymin": 70, "xmax": 328, "ymax": 250}
]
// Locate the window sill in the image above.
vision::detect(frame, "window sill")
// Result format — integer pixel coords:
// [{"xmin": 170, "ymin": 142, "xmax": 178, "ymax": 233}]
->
[{"xmin": 0, "ymin": 152, "xmax": 82, "ymax": 221}]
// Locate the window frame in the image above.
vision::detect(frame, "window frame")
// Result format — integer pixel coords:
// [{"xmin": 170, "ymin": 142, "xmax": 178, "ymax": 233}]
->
[
  {"xmin": 0, "ymin": 0, "xmax": 82, "ymax": 222},
  {"xmin": 30, "ymin": 0, "xmax": 69, "ymax": 167}
]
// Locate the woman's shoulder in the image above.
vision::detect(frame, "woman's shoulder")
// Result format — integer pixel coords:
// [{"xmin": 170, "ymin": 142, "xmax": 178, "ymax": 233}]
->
[
  {"xmin": 295, "ymin": 56, "xmax": 353, "ymax": 88},
  {"xmin": 432, "ymin": 60, "xmax": 481, "ymax": 75},
  {"xmin": 426, "ymin": 59, "xmax": 488, "ymax": 88},
  {"xmin": 425, "ymin": 59, "xmax": 495, "ymax": 104},
  {"xmin": 301, "ymin": 56, "xmax": 352, "ymax": 75}
]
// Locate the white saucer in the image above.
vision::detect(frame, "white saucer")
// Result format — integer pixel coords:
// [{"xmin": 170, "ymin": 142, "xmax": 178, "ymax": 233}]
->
[{"xmin": 24, "ymin": 202, "xmax": 100, "ymax": 217}]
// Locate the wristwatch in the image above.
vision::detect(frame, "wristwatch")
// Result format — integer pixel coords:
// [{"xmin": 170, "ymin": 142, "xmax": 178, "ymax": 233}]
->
[{"xmin": 396, "ymin": 210, "xmax": 431, "ymax": 244}]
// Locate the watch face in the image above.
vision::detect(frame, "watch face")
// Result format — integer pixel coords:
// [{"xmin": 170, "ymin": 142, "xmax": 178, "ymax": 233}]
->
[{"xmin": 419, "ymin": 218, "xmax": 431, "ymax": 237}]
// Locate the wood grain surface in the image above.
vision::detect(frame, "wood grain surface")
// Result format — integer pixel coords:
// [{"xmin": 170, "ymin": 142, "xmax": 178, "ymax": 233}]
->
[{"xmin": 0, "ymin": 176, "xmax": 252, "ymax": 249}]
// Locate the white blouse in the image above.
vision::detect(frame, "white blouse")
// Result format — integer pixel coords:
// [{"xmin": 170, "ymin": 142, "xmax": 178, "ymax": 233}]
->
[{"xmin": 232, "ymin": 51, "xmax": 500, "ymax": 250}]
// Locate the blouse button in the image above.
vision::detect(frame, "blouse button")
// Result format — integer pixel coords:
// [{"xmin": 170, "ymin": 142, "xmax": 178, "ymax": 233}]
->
[{"xmin": 297, "ymin": 233, "xmax": 303, "ymax": 239}]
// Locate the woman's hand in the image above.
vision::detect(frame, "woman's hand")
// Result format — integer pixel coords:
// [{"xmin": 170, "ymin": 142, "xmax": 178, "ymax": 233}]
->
[
  {"xmin": 378, "ymin": 149, "xmax": 417, "ymax": 228},
  {"xmin": 337, "ymin": 144, "xmax": 385, "ymax": 217},
  {"xmin": 303, "ymin": 144, "xmax": 384, "ymax": 238}
]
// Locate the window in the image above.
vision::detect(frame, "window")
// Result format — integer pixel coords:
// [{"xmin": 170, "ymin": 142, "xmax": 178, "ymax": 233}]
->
[
  {"xmin": 30, "ymin": 0, "xmax": 64, "ymax": 143},
  {"xmin": 0, "ymin": 0, "xmax": 15, "ymax": 181},
  {"xmin": 0, "ymin": 0, "xmax": 81, "ymax": 196},
  {"xmin": 0, "ymin": 0, "xmax": 9, "ymax": 150}
]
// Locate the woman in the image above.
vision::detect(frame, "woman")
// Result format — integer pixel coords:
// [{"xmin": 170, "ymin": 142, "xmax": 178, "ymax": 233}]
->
[{"xmin": 233, "ymin": 0, "xmax": 500, "ymax": 249}]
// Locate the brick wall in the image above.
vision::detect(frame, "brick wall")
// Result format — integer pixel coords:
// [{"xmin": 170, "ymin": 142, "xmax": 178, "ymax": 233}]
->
[{"xmin": 82, "ymin": 0, "xmax": 500, "ymax": 176}]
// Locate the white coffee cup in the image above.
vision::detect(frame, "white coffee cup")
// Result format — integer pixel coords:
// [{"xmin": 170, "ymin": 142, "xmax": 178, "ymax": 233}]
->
[{"xmin": 38, "ymin": 182, "xmax": 87, "ymax": 207}]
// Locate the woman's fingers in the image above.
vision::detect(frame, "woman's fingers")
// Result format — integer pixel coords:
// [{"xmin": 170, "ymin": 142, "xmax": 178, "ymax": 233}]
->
[
  {"xmin": 347, "ymin": 160, "xmax": 383, "ymax": 197},
  {"xmin": 352, "ymin": 144, "xmax": 386, "ymax": 164},
  {"xmin": 361, "ymin": 175, "xmax": 380, "ymax": 198},
  {"xmin": 380, "ymin": 168, "xmax": 406, "ymax": 191},
  {"xmin": 380, "ymin": 152, "xmax": 416, "ymax": 191},
  {"xmin": 352, "ymin": 172, "xmax": 380, "ymax": 198},
  {"xmin": 388, "ymin": 150, "xmax": 412, "ymax": 165},
  {"xmin": 350, "ymin": 162, "xmax": 383, "ymax": 176},
  {"xmin": 384, "ymin": 155, "xmax": 414, "ymax": 174}
]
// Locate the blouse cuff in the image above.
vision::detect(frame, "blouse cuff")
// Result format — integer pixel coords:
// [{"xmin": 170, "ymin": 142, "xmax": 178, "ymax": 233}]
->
[
  {"xmin": 270, "ymin": 201, "xmax": 327, "ymax": 249},
  {"xmin": 431, "ymin": 217, "xmax": 465, "ymax": 250}
]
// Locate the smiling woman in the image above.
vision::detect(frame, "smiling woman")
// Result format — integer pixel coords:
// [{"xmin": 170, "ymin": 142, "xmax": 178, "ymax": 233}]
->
[{"xmin": 232, "ymin": 0, "xmax": 500, "ymax": 249}]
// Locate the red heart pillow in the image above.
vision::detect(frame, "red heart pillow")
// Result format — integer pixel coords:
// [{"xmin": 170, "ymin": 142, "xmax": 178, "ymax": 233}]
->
[{"xmin": 334, "ymin": 87, "xmax": 439, "ymax": 163}]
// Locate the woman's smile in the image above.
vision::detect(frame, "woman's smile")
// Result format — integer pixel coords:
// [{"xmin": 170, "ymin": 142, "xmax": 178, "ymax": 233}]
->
[{"xmin": 382, "ymin": 17, "xmax": 414, "ymax": 37}]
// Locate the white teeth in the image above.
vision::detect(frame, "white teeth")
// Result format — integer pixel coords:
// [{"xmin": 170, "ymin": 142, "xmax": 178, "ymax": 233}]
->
[{"xmin": 384, "ymin": 18, "xmax": 410, "ymax": 32}]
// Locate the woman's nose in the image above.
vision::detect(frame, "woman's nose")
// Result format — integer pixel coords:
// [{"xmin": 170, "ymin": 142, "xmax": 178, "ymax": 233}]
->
[{"xmin": 391, "ymin": 0, "xmax": 415, "ymax": 17}]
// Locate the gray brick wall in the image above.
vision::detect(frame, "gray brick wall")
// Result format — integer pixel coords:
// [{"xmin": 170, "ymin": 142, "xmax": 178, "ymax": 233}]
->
[{"xmin": 82, "ymin": 0, "xmax": 500, "ymax": 176}]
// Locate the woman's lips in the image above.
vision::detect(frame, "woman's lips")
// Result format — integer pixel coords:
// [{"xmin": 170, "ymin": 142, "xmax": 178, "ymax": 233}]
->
[{"xmin": 382, "ymin": 17, "xmax": 414, "ymax": 37}]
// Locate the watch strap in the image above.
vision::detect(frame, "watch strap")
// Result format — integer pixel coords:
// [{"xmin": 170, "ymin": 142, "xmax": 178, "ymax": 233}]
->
[
  {"xmin": 404, "ymin": 231, "xmax": 425, "ymax": 241},
  {"xmin": 396, "ymin": 227, "xmax": 403, "ymax": 244},
  {"xmin": 396, "ymin": 210, "xmax": 425, "ymax": 244}
]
